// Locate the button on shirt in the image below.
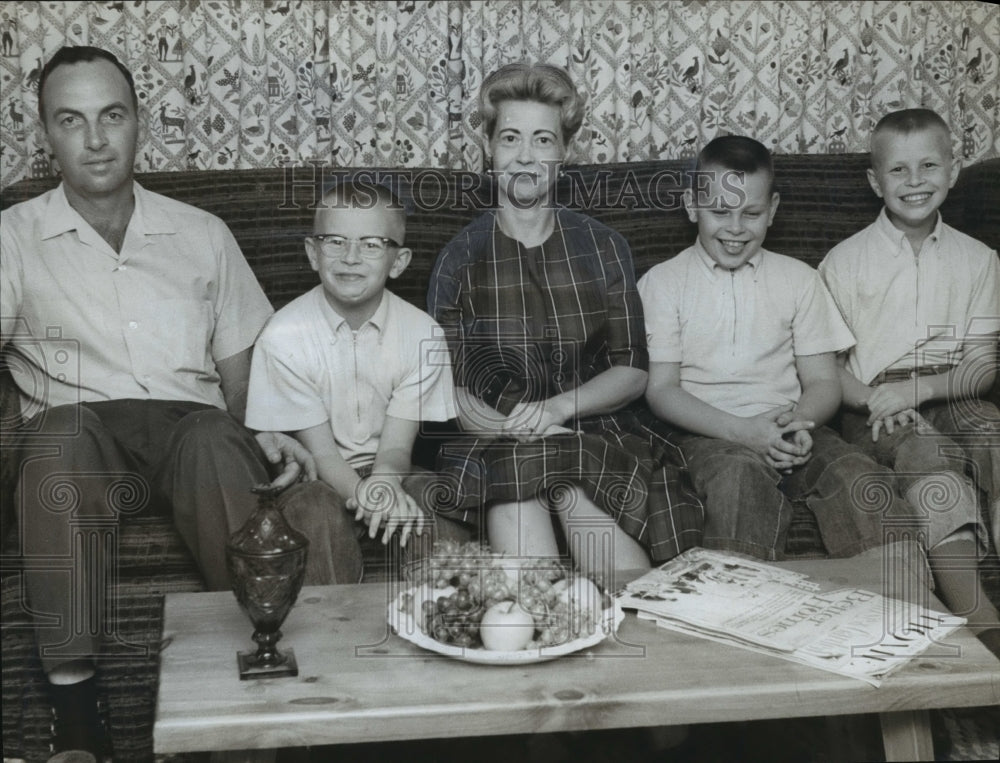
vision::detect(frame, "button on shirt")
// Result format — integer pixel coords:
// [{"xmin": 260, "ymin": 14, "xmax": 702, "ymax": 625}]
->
[
  {"xmin": 638, "ymin": 242, "xmax": 855, "ymax": 417},
  {"xmin": 0, "ymin": 182, "xmax": 273, "ymax": 415},
  {"xmin": 819, "ymin": 209, "xmax": 1000, "ymax": 385},
  {"xmin": 245, "ymin": 287, "xmax": 456, "ymax": 469}
]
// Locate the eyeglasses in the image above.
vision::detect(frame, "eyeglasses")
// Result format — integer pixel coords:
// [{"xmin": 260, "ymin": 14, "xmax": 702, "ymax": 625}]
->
[{"xmin": 306, "ymin": 234, "xmax": 401, "ymax": 259}]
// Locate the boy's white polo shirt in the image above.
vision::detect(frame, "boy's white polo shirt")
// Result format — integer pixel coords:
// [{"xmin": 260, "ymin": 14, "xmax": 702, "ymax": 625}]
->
[
  {"xmin": 819, "ymin": 208, "xmax": 1000, "ymax": 385},
  {"xmin": 246, "ymin": 286, "xmax": 455, "ymax": 469},
  {"xmin": 638, "ymin": 242, "xmax": 854, "ymax": 417}
]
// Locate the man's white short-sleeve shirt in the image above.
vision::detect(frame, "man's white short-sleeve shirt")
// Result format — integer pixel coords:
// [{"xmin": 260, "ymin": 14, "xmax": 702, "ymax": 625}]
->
[{"xmin": 0, "ymin": 182, "xmax": 273, "ymax": 415}]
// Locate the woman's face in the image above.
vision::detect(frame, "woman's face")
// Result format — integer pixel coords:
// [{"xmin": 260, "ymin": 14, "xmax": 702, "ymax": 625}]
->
[{"xmin": 489, "ymin": 99, "xmax": 566, "ymax": 208}]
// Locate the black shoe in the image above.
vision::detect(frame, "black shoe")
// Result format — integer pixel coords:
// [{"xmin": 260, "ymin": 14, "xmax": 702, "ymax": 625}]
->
[
  {"xmin": 47, "ymin": 752, "xmax": 98, "ymax": 763},
  {"xmin": 977, "ymin": 627, "xmax": 1000, "ymax": 660},
  {"xmin": 48, "ymin": 677, "xmax": 108, "ymax": 762}
]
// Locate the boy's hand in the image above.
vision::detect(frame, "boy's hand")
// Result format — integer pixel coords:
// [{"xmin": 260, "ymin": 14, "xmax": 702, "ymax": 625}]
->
[
  {"xmin": 740, "ymin": 405, "xmax": 814, "ymax": 473},
  {"xmin": 870, "ymin": 409, "xmax": 921, "ymax": 442},
  {"xmin": 348, "ymin": 475, "xmax": 424, "ymax": 547},
  {"xmin": 866, "ymin": 381, "xmax": 917, "ymax": 426},
  {"xmin": 769, "ymin": 428, "xmax": 814, "ymax": 473},
  {"xmin": 254, "ymin": 431, "xmax": 317, "ymax": 491}
]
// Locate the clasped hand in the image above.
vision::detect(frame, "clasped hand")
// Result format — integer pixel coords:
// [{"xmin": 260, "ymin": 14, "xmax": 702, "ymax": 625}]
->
[
  {"xmin": 498, "ymin": 399, "xmax": 574, "ymax": 442},
  {"xmin": 347, "ymin": 474, "xmax": 424, "ymax": 547},
  {"xmin": 864, "ymin": 381, "xmax": 921, "ymax": 442},
  {"xmin": 742, "ymin": 404, "xmax": 814, "ymax": 473}
]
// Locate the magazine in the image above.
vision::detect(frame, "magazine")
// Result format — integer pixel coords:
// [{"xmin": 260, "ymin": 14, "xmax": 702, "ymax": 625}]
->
[{"xmin": 617, "ymin": 548, "xmax": 965, "ymax": 686}]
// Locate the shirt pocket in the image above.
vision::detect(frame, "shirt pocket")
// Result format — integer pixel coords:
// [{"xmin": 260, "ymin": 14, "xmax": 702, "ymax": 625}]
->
[{"xmin": 133, "ymin": 299, "xmax": 215, "ymax": 377}]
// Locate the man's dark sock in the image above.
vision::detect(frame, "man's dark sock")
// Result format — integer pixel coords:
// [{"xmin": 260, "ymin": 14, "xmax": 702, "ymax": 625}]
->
[
  {"xmin": 48, "ymin": 676, "xmax": 107, "ymax": 760},
  {"xmin": 977, "ymin": 627, "xmax": 1000, "ymax": 661}
]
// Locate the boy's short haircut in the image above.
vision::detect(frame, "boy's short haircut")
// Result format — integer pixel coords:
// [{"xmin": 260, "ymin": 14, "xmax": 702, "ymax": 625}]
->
[
  {"xmin": 479, "ymin": 62, "xmax": 587, "ymax": 145},
  {"xmin": 694, "ymin": 135, "xmax": 775, "ymax": 194},
  {"xmin": 870, "ymin": 108, "xmax": 952, "ymax": 162},
  {"xmin": 316, "ymin": 176, "xmax": 409, "ymax": 230}
]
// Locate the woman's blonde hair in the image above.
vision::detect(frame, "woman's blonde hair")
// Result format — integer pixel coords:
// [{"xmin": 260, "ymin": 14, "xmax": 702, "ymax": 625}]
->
[{"xmin": 479, "ymin": 62, "xmax": 587, "ymax": 146}]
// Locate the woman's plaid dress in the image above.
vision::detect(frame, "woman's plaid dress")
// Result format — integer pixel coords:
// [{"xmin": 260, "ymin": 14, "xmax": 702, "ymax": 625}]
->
[{"xmin": 428, "ymin": 208, "xmax": 704, "ymax": 562}]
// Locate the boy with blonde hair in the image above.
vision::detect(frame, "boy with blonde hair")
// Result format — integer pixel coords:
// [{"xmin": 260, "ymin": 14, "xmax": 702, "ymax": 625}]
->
[
  {"xmin": 247, "ymin": 179, "xmax": 473, "ymax": 583},
  {"xmin": 820, "ymin": 108, "xmax": 1000, "ymax": 656}
]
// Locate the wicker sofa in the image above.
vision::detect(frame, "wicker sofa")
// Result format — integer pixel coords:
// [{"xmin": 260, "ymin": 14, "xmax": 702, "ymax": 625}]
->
[{"xmin": 1, "ymin": 153, "xmax": 998, "ymax": 761}]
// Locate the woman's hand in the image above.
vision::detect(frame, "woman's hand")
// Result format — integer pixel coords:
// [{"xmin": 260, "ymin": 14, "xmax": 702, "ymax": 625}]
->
[{"xmin": 500, "ymin": 398, "xmax": 573, "ymax": 441}]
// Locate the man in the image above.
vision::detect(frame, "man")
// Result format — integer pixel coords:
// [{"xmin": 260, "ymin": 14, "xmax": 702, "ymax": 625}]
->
[{"xmin": 0, "ymin": 46, "xmax": 312, "ymax": 761}]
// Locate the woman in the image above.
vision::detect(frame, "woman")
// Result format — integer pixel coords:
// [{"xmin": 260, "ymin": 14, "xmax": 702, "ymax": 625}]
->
[{"xmin": 428, "ymin": 62, "xmax": 703, "ymax": 581}]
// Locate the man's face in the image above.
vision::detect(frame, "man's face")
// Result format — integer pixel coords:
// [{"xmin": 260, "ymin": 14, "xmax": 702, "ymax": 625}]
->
[
  {"xmin": 41, "ymin": 59, "xmax": 139, "ymax": 202},
  {"xmin": 686, "ymin": 166, "xmax": 779, "ymax": 270},
  {"xmin": 867, "ymin": 127, "xmax": 958, "ymax": 235}
]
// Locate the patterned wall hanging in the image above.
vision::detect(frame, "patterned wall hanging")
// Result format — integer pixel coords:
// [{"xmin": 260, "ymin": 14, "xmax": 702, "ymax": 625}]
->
[{"xmin": 1, "ymin": 0, "xmax": 996, "ymax": 188}]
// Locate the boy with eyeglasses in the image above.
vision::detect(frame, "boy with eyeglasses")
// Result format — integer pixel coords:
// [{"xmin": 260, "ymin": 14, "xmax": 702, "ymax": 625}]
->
[{"xmin": 246, "ymin": 179, "xmax": 473, "ymax": 581}]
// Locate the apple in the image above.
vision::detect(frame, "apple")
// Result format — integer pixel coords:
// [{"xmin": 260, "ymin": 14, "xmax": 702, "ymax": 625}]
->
[{"xmin": 479, "ymin": 600, "xmax": 536, "ymax": 651}]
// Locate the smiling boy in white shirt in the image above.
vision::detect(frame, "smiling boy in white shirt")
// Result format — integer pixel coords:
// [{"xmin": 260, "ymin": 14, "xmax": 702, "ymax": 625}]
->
[{"xmin": 820, "ymin": 108, "xmax": 1000, "ymax": 657}]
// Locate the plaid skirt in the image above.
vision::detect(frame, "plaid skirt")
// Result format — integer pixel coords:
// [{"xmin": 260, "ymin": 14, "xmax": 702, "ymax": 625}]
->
[{"xmin": 434, "ymin": 408, "xmax": 704, "ymax": 563}]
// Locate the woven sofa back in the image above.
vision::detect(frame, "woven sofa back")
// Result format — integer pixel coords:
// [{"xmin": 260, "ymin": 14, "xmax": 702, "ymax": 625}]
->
[{"xmin": 3, "ymin": 154, "xmax": 998, "ymax": 313}]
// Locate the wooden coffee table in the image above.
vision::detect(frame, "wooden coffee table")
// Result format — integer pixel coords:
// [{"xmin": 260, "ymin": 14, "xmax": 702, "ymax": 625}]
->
[{"xmin": 153, "ymin": 550, "xmax": 1000, "ymax": 762}]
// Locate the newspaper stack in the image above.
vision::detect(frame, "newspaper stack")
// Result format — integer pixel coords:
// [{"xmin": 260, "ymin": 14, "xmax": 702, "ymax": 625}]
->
[{"xmin": 617, "ymin": 548, "xmax": 965, "ymax": 686}]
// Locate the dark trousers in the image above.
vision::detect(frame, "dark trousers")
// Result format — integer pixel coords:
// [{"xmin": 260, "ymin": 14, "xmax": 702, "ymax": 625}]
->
[
  {"xmin": 14, "ymin": 400, "xmax": 267, "ymax": 673},
  {"xmin": 676, "ymin": 426, "xmax": 903, "ymax": 561}
]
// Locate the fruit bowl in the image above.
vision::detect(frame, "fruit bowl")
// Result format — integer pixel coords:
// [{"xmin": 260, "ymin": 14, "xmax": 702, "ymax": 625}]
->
[
  {"xmin": 389, "ymin": 544, "xmax": 625, "ymax": 664},
  {"xmin": 387, "ymin": 585, "xmax": 624, "ymax": 665}
]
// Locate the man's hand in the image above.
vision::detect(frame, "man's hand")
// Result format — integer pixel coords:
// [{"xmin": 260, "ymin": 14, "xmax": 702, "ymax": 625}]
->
[
  {"xmin": 254, "ymin": 431, "xmax": 317, "ymax": 491},
  {"xmin": 347, "ymin": 474, "xmax": 424, "ymax": 547},
  {"xmin": 739, "ymin": 404, "xmax": 815, "ymax": 472},
  {"xmin": 865, "ymin": 381, "xmax": 917, "ymax": 426}
]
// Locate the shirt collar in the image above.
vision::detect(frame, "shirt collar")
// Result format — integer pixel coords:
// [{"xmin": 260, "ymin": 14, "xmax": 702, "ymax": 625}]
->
[
  {"xmin": 40, "ymin": 183, "xmax": 92, "ymax": 241},
  {"xmin": 873, "ymin": 207, "xmax": 942, "ymax": 256},
  {"xmin": 130, "ymin": 182, "xmax": 177, "ymax": 235},
  {"xmin": 315, "ymin": 287, "xmax": 389, "ymax": 338},
  {"xmin": 692, "ymin": 238, "xmax": 763, "ymax": 280},
  {"xmin": 40, "ymin": 181, "xmax": 175, "ymax": 242}
]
